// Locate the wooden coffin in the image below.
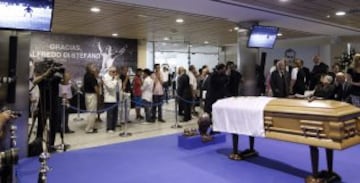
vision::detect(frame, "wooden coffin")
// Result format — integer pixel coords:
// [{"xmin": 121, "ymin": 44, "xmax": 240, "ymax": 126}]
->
[{"xmin": 264, "ymin": 99, "xmax": 360, "ymax": 150}]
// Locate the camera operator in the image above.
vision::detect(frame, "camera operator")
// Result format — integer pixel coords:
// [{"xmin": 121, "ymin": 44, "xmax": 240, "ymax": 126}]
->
[{"xmin": 30, "ymin": 60, "xmax": 64, "ymax": 154}]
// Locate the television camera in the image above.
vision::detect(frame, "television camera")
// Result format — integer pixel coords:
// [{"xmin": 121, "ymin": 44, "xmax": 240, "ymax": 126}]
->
[{"xmin": 35, "ymin": 58, "xmax": 65, "ymax": 81}]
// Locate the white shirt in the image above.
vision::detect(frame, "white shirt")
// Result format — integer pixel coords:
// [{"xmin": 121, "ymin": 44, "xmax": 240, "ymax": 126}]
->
[
  {"xmin": 269, "ymin": 66, "xmax": 276, "ymax": 74},
  {"xmin": 188, "ymin": 71, "xmax": 197, "ymax": 90},
  {"xmin": 103, "ymin": 73, "xmax": 121, "ymax": 103},
  {"xmin": 141, "ymin": 76, "xmax": 154, "ymax": 102},
  {"xmin": 161, "ymin": 70, "xmax": 169, "ymax": 83},
  {"xmin": 291, "ymin": 67, "xmax": 299, "ymax": 80}
]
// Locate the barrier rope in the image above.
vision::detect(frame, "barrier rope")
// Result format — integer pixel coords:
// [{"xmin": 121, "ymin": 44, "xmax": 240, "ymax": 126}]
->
[{"xmin": 67, "ymin": 93, "xmax": 201, "ymax": 113}]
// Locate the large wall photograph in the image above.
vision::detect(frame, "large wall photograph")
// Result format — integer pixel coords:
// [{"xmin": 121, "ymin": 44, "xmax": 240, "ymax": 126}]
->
[{"xmin": 29, "ymin": 32, "xmax": 138, "ymax": 81}]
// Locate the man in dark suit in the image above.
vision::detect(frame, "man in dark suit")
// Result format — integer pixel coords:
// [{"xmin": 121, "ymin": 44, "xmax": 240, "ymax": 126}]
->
[
  {"xmin": 226, "ymin": 61, "xmax": 242, "ymax": 97},
  {"xmin": 310, "ymin": 55, "xmax": 329, "ymax": 90},
  {"xmin": 334, "ymin": 72, "xmax": 352, "ymax": 103},
  {"xmin": 300, "ymin": 60, "xmax": 311, "ymax": 89},
  {"xmin": 270, "ymin": 60, "xmax": 290, "ymax": 98},
  {"xmin": 177, "ymin": 67, "xmax": 192, "ymax": 122},
  {"xmin": 205, "ymin": 64, "xmax": 228, "ymax": 115}
]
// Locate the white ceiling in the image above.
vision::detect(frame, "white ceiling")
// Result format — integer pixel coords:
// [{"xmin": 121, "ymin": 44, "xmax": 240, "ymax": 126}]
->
[{"xmin": 109, "ymin": 0, "xmax": 360, "ymax": 36}]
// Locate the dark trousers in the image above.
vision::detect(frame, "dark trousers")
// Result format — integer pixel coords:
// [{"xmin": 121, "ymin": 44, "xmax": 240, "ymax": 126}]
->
[
  {"xmin": 152, "ymin": 95, "xmax": 163, "ymax": 120},
  {"xmin": 163, "ymin": 83, "xmax": 169, "ymax": 102},
  {"xmin": 58, "ymin": 97, "xmax": 70, "ymax": 132},
  {"xmin": 178, "ymin": 99, "xmax": 184, "ymax": 115},
  {"xmin": 105, "ymin": 103, "xmax": 117, "ymax": 130},
  {"xmin": 37, "ymin": 104, "xmax": 59, "ymax": 147},
  {"xmin": 143, "ymin": 100, "xmax": 152, "ymax": 121},
  {"xmin": 180, "ymin": 100, "xmax": 191, "ymax": 121}
]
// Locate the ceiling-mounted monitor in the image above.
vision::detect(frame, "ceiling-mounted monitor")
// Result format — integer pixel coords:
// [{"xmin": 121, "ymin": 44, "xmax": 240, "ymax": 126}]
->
[
  {"xmin": 247, "ymin": 25, "xmax": 279, "ymax": 49},
  {"xmin": 0, "ymin": 0, "xmax": 54, "ymax": 31}
]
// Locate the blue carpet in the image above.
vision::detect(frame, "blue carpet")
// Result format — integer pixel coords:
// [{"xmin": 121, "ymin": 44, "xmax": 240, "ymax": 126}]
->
[{"xmin": 16, "ymin": 134, "xmax": 360, "ymax": 183}]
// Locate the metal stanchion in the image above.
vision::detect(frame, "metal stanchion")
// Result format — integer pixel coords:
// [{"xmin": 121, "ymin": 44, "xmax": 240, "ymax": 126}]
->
[
  {"xmin": 171, "ymin": 95, "xmax": 182, "ymax": 129},
  {"xmin": 119, "ymin": 97, "xmax": 132, "ymax": 137},
  {"xmin": 54, "ymin": 96, "xmax": 69, "ymax": 151},
  {"xmin": 73, "ymin": 81, "xmax": 84, "ymax": 121},
  {"xmin": 38, "ymin": 152, "xmax": 50, "ymax": 183}
]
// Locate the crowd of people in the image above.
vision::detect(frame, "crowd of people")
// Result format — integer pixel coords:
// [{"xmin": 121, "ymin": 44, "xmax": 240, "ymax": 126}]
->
[
  {"xmin": 27, "ymin": 53, "xmax": 360, "ymax": 150},
  {"xmin": 79, "ymin": 61, "xmax": 243, "ymax": 133},
  {"xmin": 267, "ymin": 54, "xmax": 360, "ymax": 106}
]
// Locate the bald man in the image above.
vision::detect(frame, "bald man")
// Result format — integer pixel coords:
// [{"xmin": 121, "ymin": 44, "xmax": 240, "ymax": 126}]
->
[{"xmin": 310, "ymin": 56, "xmax": 329, "ymax": 90}]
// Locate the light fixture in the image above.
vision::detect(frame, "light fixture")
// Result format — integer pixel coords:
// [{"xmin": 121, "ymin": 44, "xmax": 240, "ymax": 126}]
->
[
  {"xmin": 112, "ymin": 33, "xmax": 118, "ymax": 37},
  {"xmin": 277, "ymin": 33, "xmax": 283, "ymax": 37},
  {"xmin": 335, "ymin": 11, "xmax": 346, "ymax": 16},
  {"xmin": 204, "ymin": 41, "xmax": 209, "ymax": 44},
  {"xmin": 137, "ymin": 14, "xmax": 148, "ymax": 18},
  {"xmin": 234, "ymin": 26, "xmax": 239, "ymax": 30},
  {"xmin": 229, "ymin": 29, "xmax": 233, "ymax": 32},
  {"xmin": 326, "ymin": 15, "xmax": 331, "ymax": 18},
  {"xmin": 90, "ymin": 7, "xmax": 101, "ymax": 13},
  {"xmin": 279, "ymin": 0, "xmax": 289, "ymax": 2},
  {"xmin": 176, "ymin": 18, "xmax": 184, "ymax": 23},
  {"xmin": 163, "ymin": 37, "xmax": 170, "ymax": 41},
  {"xmin": 238, "ymin": 29, "xmax": 247, "ymax": 33}
]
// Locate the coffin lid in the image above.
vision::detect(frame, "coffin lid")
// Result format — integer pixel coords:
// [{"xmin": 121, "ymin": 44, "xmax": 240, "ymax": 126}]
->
[{"xmin": 265, "ymin": 98, "xmax": 360, "ymax": 117}]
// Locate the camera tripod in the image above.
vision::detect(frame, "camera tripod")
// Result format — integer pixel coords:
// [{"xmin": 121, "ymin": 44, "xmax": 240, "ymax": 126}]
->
[{"xmin": 53, "ymin": 96, "xmax": 70, "ymax": 152}]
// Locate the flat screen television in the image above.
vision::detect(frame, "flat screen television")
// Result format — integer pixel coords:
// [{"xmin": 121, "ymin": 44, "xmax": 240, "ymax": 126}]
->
[
  {"xmin": 247, "ymin": 25, "xmax": 279, "ymax": 49},
  {"xmin": 0, "ymin": 0, "xmax": 54, "ymax": 31}
]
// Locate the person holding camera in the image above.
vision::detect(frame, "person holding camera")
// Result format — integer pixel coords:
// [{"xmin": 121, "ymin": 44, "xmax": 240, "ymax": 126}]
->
[{"xmin": 32, "ymin": 60, "xmax": 63, "ymax": 152}]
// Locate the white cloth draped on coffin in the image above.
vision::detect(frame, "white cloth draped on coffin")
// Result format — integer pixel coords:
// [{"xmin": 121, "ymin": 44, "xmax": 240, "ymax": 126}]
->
[{"xmin": 212, "ymin": 96, "xmax": 275, "ymax": 137}]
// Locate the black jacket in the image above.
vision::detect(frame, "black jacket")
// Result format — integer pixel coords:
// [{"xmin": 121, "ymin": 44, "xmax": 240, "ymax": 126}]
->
[
  {"xmin": 177, "ymin": 74, "xmax": 192, "ymax": 100},
  {"xmin": 334, "ymin": 82, "xmax": 352, "ymax": 102},
  {"xmin": 270, "ymin": 70, "xmax": 290, "ymax": 98}
]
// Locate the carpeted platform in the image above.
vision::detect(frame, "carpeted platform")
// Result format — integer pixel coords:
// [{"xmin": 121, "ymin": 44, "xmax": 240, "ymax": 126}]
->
[{"xmin": 16, "ymin": 134, "xmax": 359, "ymax": 183}]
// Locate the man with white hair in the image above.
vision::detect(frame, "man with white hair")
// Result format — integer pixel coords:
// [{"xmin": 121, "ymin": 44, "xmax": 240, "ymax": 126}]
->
[
  {"xmin": 270, "ymin": 60, "xmax": 290, "ymax": 98},
  {"xmin": 334, "ymin": 72, "xmax": 352, "ymax": 102},
  {"xmin": 309, "ymin": 74, "xmax": 335, "ymax": 101}
]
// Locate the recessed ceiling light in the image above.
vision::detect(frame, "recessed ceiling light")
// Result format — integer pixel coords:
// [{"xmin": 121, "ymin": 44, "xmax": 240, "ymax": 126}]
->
[
  {"xmin": 234, "ymin": 26, "xmax": 239, "ymax": 30},
  {"xmin": 229, "ymin": 29, "xmax": 233, "ymax": 32},
  {"xmin": 279, "ymin": 0, "xmax": 289, "ymax": 2},
  {"xmin": 137, "ymin": 14, "xmax": 148, "ymax": 18},
  {"xmin": 326, "ymin": 15, "xmax": 331, "ymax": 18},
  {"xmin": 90, "ymin": 7, "xmax": 100, "ymax": 13},
  {"xmin": 204, "ymin": 41, "xmax": 209, "ymax": 44},
  {"xmin": 162, "ymin": 42, "xmax": 167, "ymax": 46},
  {"xmin": 335, "ymin": 11, "xmax": 346, "ymax": 16},
  {"xmin": 112, "ymin": 33, "xmax": 118, "ymax": 37},
  {"xmin": 277, "ymin": 33, "xmax": 283, "ymax": 37},
  {"xmin": 163, "ymin": 37, "xmax": 170, "ymax": 41},
  {"xmin": 176, "ymin": 18, "xmax": 184, "ymax": 23},
  {"xmin": 238, "ymin": 29, "xmax": 247, "ymax": 33}
]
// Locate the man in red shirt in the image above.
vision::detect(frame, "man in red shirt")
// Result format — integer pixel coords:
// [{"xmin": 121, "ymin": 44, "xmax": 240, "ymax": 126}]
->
[{"xmin": 133, "ymin": 68, "xmax": 144, "ymax": 120}]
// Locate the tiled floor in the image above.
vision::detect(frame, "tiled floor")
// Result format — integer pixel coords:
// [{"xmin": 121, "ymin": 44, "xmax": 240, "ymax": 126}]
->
[{"xmin": 29, "ymin": 100, "xmax": 199, "ymax": 151}]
